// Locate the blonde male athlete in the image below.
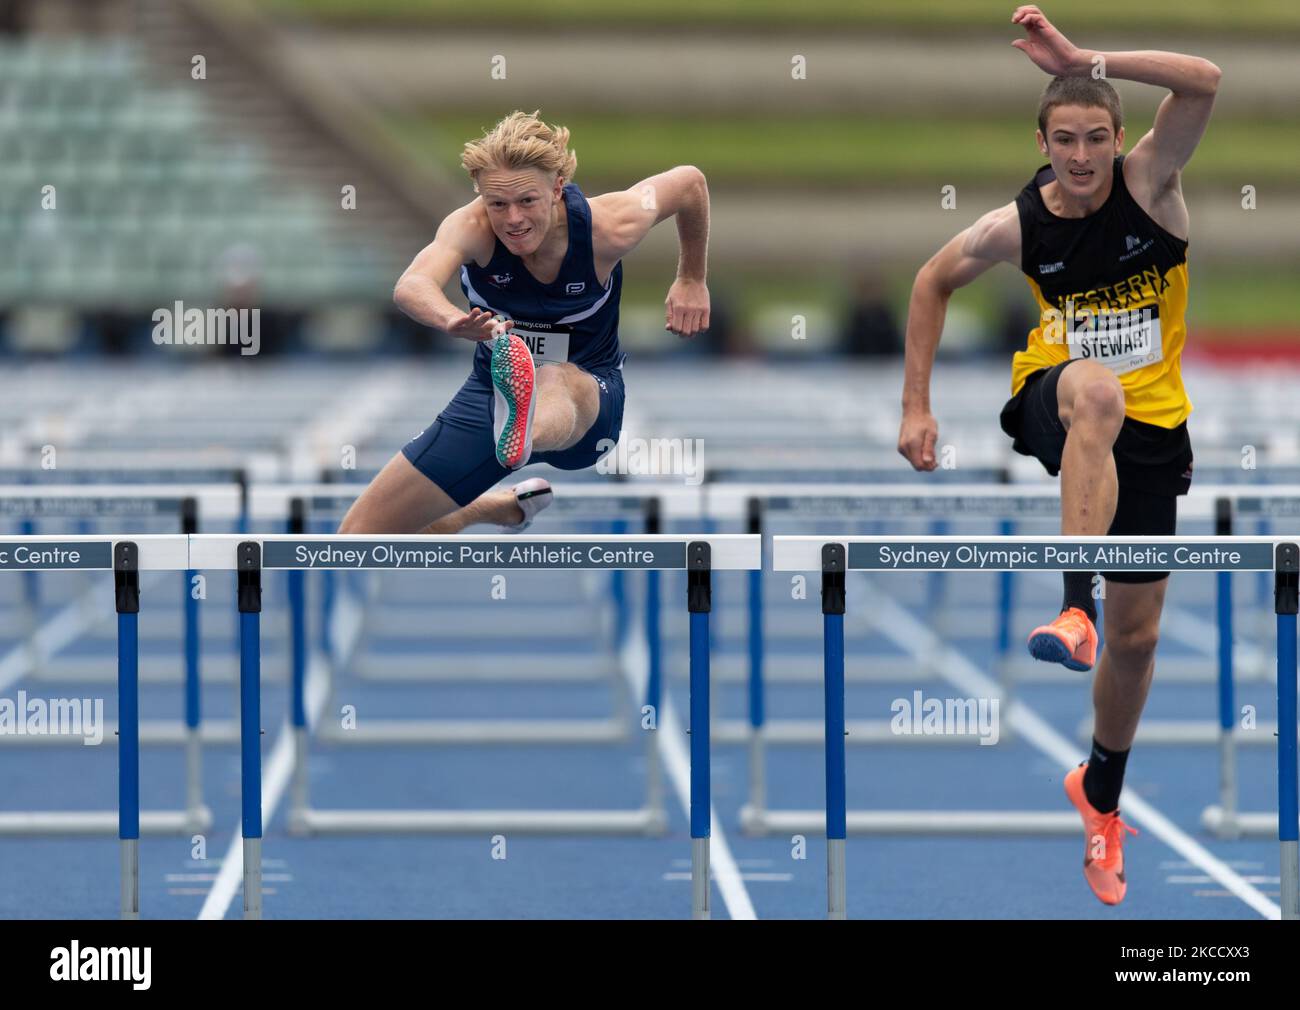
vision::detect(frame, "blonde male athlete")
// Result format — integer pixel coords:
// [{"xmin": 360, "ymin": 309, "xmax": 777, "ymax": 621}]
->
[
  {"xmin": 341, "ymin": 111, "xmax": 710, "ymax": 535},
  {"xmin": 897, "ymin": 7, "xmax": 1220, "ymax": 905}
]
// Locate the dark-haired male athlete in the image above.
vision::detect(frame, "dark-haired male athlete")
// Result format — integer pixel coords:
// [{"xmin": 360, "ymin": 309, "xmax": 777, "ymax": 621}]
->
[{"xmin": 897, "ymin": 6, "xmax": 1220, "ymax": 905}]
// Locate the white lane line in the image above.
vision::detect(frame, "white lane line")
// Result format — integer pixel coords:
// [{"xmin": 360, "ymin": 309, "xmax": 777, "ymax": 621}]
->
[
  {"xmin": 621, "ymin": 607, "xmax": 758, "ymax": 920},
  {"xmin": 860, "ymin": 577, "xmax": 1282, "ymax": 920},
  {"xmin": 1167, "ymin": 875, "xmax": 1279, "ymax": 885},
  {"xmin": 1161, "ymin": 860, "xmax": 1263, "ymax": 870},
  {"xmin": 197, "ymin": 593, "xmax": 350, "ymax": 920}
]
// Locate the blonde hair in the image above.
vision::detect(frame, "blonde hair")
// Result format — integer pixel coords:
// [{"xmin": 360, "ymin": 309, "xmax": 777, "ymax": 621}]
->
[{"xmin": 461, "ymin": 110, "xmax": 577, "ymax": 189}]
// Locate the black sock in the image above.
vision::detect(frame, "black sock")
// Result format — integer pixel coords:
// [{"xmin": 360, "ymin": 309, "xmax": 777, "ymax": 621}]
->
[
  {"xmin": 1083, "ymin": 737, "xmax": 1129, "ymax": 814},
  {"xmin": 1062, "ymin": 571, "xmax": 1097, "ymax": 623}
]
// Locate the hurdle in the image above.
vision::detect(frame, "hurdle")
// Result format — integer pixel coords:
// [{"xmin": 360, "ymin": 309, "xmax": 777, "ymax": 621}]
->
[
  {"xmin": 0, "ymin": 535, "xmax": 189, "ymax": 917},
  {"xmin": 705, "ymin": 483, "xmax": 1297, "ymax": 836},
  {"xmin": 773, "ymin": 534, "xmax": 1300, "ymax": 921},
  {"xmin": 247, "ymin": 485, "xmax": 706, "ymax": 841},
  {"xmin": 0, "ymin": 487, "xmax": 241, "ymax": 838},
  {"xmin": 188, "ymin": 532, "xmax": 760, "ymax": 920}
]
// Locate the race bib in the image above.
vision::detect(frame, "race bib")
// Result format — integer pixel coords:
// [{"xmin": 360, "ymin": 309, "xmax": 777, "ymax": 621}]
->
[
  {"xmin": 1067, "ymin": 305, "xmax": 1163, "ymax": 376},
  {"xmin": 511, "ymin": 321, "xmax": 571, "ymax": 364}
]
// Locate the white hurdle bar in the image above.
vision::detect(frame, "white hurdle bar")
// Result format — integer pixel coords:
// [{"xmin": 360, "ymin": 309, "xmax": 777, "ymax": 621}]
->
[
  {"xmin": 189, "ymin": 532, "xmax": 760, "ymax": 920},
  {"xmin": 773, "ymin": 534, "xmax": 1300, "ymax": 921}
]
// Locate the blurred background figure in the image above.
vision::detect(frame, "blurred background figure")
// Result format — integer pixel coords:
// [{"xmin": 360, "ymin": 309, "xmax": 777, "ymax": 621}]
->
[{"xmin": 841, "ymin": 271, "xmax": 901, "ymax": 358}]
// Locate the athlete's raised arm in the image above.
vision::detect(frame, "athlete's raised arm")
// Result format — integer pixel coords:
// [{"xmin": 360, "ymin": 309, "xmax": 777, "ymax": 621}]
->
[
  {"xmin": 898, "ymin": 203, "xmax": 1020, "ymax": 471},
  {"xmin": 591, "ymin": 166, "xmax": 711, "ymax": 338},
  {"xmin": 393, "ymin": 201, "xmax": 508, "ymax": 342},
  {"xmin": 1010, "ymin": 6, "xmax": 1221, "ymax": 194}
]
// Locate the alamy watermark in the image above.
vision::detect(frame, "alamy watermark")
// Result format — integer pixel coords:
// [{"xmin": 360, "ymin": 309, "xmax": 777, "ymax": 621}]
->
[
  {"xmin": 152, "ymin": 301, "xmax": 260, "ymax": 355},
  {"xmin": 0, "ymin": 691, "xmax": 104, "ymax": 745},
  {"xmin": 50, "ymin": 942, "xmax": 150, "ymax": 989},
  {"xmin": 890, "ymin": 690, "xmax": 1000, "ymax": 745},
  {"xmin": 595, "ymin": 437, "xmax": 704, "ymax": 486}
]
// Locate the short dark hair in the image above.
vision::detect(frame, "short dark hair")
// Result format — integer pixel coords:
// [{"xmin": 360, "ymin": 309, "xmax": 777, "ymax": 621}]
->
[{"xmin": 1037, "ymin": 76, "xmax": 1123, "ymax": 136}]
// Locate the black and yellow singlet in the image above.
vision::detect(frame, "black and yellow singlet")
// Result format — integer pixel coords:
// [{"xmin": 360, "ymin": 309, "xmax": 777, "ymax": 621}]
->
[
  {"xmin": 1011, "ymin": 154, "xmax": 1192, "ymax": 430},
  {"xmin": 1000, "ymin": 153, "xmax": 1196, "ymax": 496}
]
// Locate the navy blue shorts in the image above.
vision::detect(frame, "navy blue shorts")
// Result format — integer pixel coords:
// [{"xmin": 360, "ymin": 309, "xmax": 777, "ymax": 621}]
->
[{"xmin": 402, "ymin": 364, "xmax": 625, "ymax": 507}]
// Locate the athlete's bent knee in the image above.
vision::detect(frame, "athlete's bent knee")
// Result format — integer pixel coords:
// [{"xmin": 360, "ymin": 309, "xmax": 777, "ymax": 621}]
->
[{"xmin": 1072, "ymin": 376, "xmax": 1125, "ymax": 429}]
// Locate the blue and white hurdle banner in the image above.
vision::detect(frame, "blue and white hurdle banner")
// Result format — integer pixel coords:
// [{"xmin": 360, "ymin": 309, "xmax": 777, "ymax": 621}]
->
[
  {"xmin": 249, "ymin": 482, "xmax": 703, "ymax": 682},
  {"xmin": 773, "ymin": 535, "xmax": 1300, "ymax": 921},
  {"xmin": 188, "ymin": 532, "xmax": 759, "ymax": 921}
]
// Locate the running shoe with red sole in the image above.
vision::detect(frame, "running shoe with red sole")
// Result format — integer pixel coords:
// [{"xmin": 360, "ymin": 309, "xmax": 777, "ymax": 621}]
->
[
  {"xmin": 1027, "ymin": 605, "xmax": 1098, "ymax": 672},
  {"xmin": 491, "ymin": 328, "xmax": 536, "ymax": 470},
  {"xmin": 1064, "ymin": 763, "xmax": 1138, "ymax": 906}
]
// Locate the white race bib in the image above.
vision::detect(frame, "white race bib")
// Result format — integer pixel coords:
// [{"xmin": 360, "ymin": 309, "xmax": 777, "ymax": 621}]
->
[
  {"xmin": 511, "ymin": 322, "xmax": 571, "ymax": 365},
  {"xmin": 1068, "ymin": 306, "xmax": 1163, "ymax": 376}
]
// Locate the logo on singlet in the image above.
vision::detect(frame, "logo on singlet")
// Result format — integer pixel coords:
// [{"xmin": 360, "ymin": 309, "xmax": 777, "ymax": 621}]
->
[
  {"xmin": 490, "ymin": 273, "xmax": 513, "ymax": 287},
  {"xmin": 1119, "ymin": 235, "xmax": 1154, "ymax": 262},
  {"xmin": 1038, "ymin": 261, "xmax": 1065, "ymax": 274},
  {"xmin": 565, "ymin": 281, "xmax": 586, "ymax": 295}
]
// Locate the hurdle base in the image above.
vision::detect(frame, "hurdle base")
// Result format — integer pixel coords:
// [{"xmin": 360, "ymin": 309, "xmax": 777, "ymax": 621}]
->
[
  {"xmin": 741, "ymin": 806, "xmax": 1079, "ymax": 836},
  {"xmin": 714, "ymin": 718, "xmax": 1007, "ymax": 746},
  {"xmin": 291, "ymin": 807, "xmax": 667, "ymax": 836},
  {"xmin": 316, "ymin": 718, "xmax": 628, "ymax": 746},
  {"xmin": 1200, "ymin": 805, "xmax": 1278, "ymax": 840},
  {"xmin": 0, "ymin": 719, "xmax": 241, "ymax": 747},
  {"xmin": 354, "ymin": 652, "xmax": 611, "ymax": 682},
  {"xmin": 1077, "ymin": 718, "xmax": 1285, "ymax": 747},
  {"xmin": 0, "ymin": 806, "xmax": 214, "ymax": 836}
]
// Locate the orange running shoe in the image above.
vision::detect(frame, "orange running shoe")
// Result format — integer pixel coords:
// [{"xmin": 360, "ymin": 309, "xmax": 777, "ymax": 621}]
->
[
  {"xmin": 1027, "ymin": 606, "xmax": 1098, "ymax": 672},
  {"xmin": 1064, "ymin": 763, "xmax": 1138, "ymax": 906},
  {"xmin": 490, "ymin": 327, "xmax": 536, "ymax": 470}
]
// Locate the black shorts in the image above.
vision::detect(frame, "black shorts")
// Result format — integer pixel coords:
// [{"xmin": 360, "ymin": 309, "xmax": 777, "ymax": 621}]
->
[{"xmin": 999, "ymin": 361, "xmax": 1194, "ymax": 584}]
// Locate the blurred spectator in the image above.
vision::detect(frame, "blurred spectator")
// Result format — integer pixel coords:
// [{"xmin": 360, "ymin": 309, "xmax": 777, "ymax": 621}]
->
[
  {"xmin": 841, "ymin": 272, "xmax": 901, "ymax": 357},
  {"xmin": 996, "ymin": 286, "xmax": 1035, "ymax": 355}
]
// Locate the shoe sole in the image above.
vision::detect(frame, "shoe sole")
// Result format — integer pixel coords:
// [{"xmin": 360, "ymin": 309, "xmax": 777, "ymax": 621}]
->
[
  {"xmin": 1028, "ymin": 629, "xmax": 1093, "ymax": 672},
  {"xmin": 491, "ymin": 334, "xmax": 536, "ymax": 469}
]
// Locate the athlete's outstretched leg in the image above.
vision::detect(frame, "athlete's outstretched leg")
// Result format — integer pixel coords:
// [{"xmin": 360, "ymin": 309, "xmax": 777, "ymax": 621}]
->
[
  {"xmin": 1091, "ymin": 578, "xmax": 1166, "ymax": 753},
  {"xmin": 337, "ymin": 453, "xmax": 461, "ymax": 534},
  {"xmin": 420, "ymin": 478, "xmax": 553, "ymax": 533},
  {"xmin": 1063, "ymin": 577, "xmax": 1164, "ymax": 906}
]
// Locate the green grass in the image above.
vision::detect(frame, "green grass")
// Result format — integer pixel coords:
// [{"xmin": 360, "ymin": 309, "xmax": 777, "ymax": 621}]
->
[
  {"xmin": 383, "ymin": 114, "xmax": 1300, "ymax": 189},
  {"xmin": 262, "ymin": 0, "xmax": 1300, "ymax": 33}
]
